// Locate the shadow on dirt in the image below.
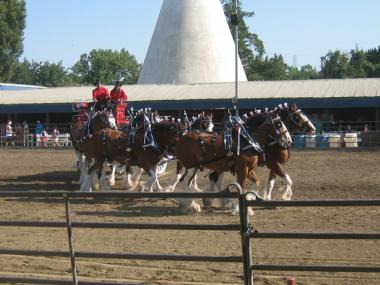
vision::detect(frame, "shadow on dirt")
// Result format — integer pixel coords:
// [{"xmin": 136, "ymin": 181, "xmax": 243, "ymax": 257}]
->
[{"xmin": 0, "ymin": 171, "xmax": 78, "ymax": 191}]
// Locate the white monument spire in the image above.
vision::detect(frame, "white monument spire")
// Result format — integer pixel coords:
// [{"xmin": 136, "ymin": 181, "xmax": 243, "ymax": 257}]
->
[{"xmin": 138, "ymin": 0, "xmax": 247, "ymax": 84}]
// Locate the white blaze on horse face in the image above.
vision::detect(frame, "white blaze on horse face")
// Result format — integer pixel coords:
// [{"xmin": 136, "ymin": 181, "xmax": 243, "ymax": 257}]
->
[
  {"xmin": 300, "ymin": 112, "xmax": 316, "ymax": 134},
  {"xmin": 108, "ymin": 115, "xmax": 116, "ymax": 128},
  {"xmin": 207, "ymin": 121, "xmax": 214, "ymax": 132}
]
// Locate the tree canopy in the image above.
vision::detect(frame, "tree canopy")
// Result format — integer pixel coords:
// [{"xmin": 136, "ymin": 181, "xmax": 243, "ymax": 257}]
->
[
  {"xmin": 71, "ymin": 49, "xmax": 141, "ymax": 85},
  {"xmin": 11, "ymin": 59, "xmax": 75, "ymax": 87},
  {"xmin": 0, "ymin": 0, "xmax": 26, "ymax": 82},
  {"xmin": 320, "ymin": 47, "xmax": 380, "ymax": 79}
]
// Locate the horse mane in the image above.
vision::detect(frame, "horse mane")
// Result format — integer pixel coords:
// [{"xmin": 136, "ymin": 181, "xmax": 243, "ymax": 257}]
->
[
  {"xmin": 245, "ymin": 112, "xmax": 271, "ymax": 129},
  {"xmin": 153, "ymin": 120, "xmax": 184, "ymax": 133}
]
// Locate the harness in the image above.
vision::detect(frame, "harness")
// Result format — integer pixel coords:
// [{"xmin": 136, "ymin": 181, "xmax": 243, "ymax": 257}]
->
[{"xmin": 225, "ymin": 115, "xmax": 264, "ymax": 156}]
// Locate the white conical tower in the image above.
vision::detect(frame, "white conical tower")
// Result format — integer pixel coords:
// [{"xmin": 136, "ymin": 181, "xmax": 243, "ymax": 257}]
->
[{"xmin": 138, "ymin": 0, "xmax": 247, "ymax": 84}]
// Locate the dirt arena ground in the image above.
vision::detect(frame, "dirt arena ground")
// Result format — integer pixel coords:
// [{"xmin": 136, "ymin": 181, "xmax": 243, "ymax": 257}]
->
[{"xmin": 0, "ymin": 148, "xmax": 379, "ymax": 285}]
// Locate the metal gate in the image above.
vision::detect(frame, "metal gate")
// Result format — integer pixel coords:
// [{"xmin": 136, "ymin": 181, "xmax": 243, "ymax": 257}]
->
[
  {"xmin": 239, "ymin": 193, "xmax": 380, "ymax": 284},
  {"xmin": 0, "ymin": 188, "xmax": 379, "ymax": 284},
  {"xmin": 0, "ymin": 187, "xmax": 243, "ymax": 285}
]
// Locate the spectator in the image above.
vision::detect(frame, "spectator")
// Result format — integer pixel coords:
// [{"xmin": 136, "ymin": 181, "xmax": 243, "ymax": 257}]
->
[
  {"xmin": 23, "ymin": 121, "xmax": 29, "ymax": 146},
  {"xmin": 51, "ymin": 127, "xmax": 60, "ymax": 147},
  {"xmin": 35, "ymin": 120, "xmax": 44, "ymax": 146},
  {"xmin": 312, "ymin": 114, "xmax": 323, "ymax": 135},
  {"xmin": 363, "ymin": 124, "xmax": 369, "ymax": 134},
  {"xmin": 5, "ymin": 120, "xmax": 14, "ymax": 146},
  {"xmin": 40, "ymin": 129, "xmax": 49, "ymax": 147},
  {"xmin": 15, "ymin": 122, "xmax": 23, "ymax": 146}
]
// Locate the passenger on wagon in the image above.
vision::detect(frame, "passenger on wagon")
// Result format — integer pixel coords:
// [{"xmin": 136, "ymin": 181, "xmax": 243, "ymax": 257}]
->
[
  {"xmin": 110, "ymin": 80, "xmax": 128, "ymax": 104},
  {"xmin": 92, "ymin": 80, "xmax": 110, "ymax": 111},
  {"xmin": 110, "ymin": 80, "xmax": 128, "ymax": 125}
]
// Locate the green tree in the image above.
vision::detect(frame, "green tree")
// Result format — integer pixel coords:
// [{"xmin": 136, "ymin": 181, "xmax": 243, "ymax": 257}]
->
[
  {"xmin": 247, "ymin": 54, "xmax": 288, "ymax": 81},
  {"xmin": 349, "ymin": 48, "xmax": 369, "ymax": 78},
  {"xmin": 221, "ymin": 0, "xmax": 264, "ymax": 69},
  {"xmin": 320, "ymin": 50, "xmax": 350, "ymax": 78},
  {"xmin": 287, "ymin": 65, "xmax": 320, "ymax": 80},
  {"xmin": 11, "ymin": 59, "xmax": 33, "ymax": 84},
  {"xmin": 0, "ymin": 0, "xmax": 26, "ymax": 81},
  {"xmin": 365, "ymin": 46, "xmax": 380, "ymax": 77},
  {"xmin": 72, "ymin": 48, "xmax": 141, "ymax": 85},
  {"xmin": 11, "ymin": 59, "xmax": 75, "ymax": 87}
]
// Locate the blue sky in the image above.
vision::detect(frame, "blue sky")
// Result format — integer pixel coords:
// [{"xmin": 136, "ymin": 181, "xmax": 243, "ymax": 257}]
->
[{"xmin": 22, "ymin": 0, "xmax": 380, "ymax": 70}]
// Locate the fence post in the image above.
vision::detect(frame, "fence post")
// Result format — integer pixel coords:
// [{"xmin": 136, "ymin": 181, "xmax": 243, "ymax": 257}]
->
[
  {"xmin": 64, "ymin": 195, "xmax": 78, "ymax": 285},
  {"xmin": 238, "ymin": 190, "xmax": 253, "ymax": 285}
]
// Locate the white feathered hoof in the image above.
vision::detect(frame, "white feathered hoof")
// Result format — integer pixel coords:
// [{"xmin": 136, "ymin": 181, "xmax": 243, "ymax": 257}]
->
[
  {"xmin": 180, "ymin": 200, "xmax": 202, "ymax": 214},
  {"xmin": 281, "ymin": 190, "xmax": 292, "ymax": 200},
  {"xmin": 188, "ymin": 201, "xmax": 202, "ymax": 213},
  {"xmin": 108, "ymin": 177, "xmax": 116, "ymax": 186}
]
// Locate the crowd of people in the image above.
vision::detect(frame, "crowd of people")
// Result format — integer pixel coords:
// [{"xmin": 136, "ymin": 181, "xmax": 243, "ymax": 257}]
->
[{"xmin": 1, "ymin": 120, "xmax": 61, "ymax": 147}]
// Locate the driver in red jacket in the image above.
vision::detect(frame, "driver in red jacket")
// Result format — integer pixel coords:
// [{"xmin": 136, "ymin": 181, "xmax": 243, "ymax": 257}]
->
[
  {"xmin": 110, "ymin": 80, "xmax": 128, "ymax": 103},
  {"xmin": 110, "ymin": 80, "xmax": 128, "ymax": 125},
  {"xmin": 92, "ymin": 80, "xmax": 110, "ymax": 111}
]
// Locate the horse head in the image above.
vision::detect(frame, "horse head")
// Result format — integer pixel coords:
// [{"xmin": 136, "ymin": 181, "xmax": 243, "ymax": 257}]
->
[
  {"xmin": 89, "ymin": 111, "xmax": 112, "ymax": 133},
  {"xmin": 280, "ymin": 103, "xmax": 316, "ymax": 134},
  {"xmin": 245, "ymin": 111, "xmax": 291, "ymax": 148},
  {"xmin": 191, "ymin": 113, "xmax": 214, "ymax": 132},
  {"xmin": 153, "ymin": 120, "xmax": 186, "ymax": 155}
]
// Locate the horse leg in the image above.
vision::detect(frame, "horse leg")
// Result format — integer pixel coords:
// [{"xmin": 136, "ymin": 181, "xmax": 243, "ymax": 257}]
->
[
  {"xmin": 264, "ymin": 170, "xmax": 277, "ymax": 200},
  {"xmin": 166, "ymin": 161, "xmax": 182, "ymax": 192},
  {"xmin": 141, "ymin": 168, "xmax": 157, "ymax": 192},
  {"xmin": 190, "ymin": 173, "xmax": 203, "ymax": 192},
  {"xmin": 97, "ymin": 162, "xmax": 109, "ymax": 191},
  {"xmin": 80, "ymin": 159, "xmax": 97, "ymax": 192},
  {"xmin": 108, "ymin": 163, "xmax": 117, "ymax": 186},
  {"xmin": 268, "ymin": 162, "xmax": 293, "ymax": 200},
  {"xmin": 203, "ymin": 172, "xmax": 219, "ymax": 208},
  {"xmin": 235, "ymin": 164, "xmax": 254, "ymax": 216},
  {"xmin": 282, "ymin": 173, "xmax": 293, "ymax": 200},
  {"xmin": 179, "ymin": 168, "xmax": 201, "ymax": 213},
  {"xmin": 122, "ymin": 166, "xmax": 142, "ymax": 191},
  {"xmin": 152, "ymin": 165, "xmax": 164, "ymax": 192}
]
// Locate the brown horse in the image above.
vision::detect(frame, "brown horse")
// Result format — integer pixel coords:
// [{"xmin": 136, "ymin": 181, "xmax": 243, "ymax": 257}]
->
[
  {"xmin": 174, "ymin": 112, "xmax": 287, "ymax": 213},
  {"xmin": 166, "ymin": 113, "xmax": 215, "ymax": 192},
  {"xmin": 70, "ymin": 110, "xmax": 113, "ymax": 185},
  {"xmin": 262, "ymin": 103, "xmax": 316, "ymax": 200},
  {"xmin": 81, "ymin": 119, "xmax": 185, "ymax": 192}
]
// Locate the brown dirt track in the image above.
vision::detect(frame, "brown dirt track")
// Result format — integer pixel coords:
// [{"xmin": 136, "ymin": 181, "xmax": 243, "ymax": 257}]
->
[{"xmin": 0, "ymin": 148, "xmax": 379, "ymax": 285}]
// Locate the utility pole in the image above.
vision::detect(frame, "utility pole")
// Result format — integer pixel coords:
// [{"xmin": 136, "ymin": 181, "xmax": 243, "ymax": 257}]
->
[{"xmin": 231, "ymin": 0, "xmax": 239, "ymax": 115}]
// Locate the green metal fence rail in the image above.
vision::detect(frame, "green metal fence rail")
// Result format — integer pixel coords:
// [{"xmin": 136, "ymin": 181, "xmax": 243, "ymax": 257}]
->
[
  {"xmin": 0, "ymin": 187, "xmax": 243, "ymax": 285},
  {"xmin": 0, "ymin": 189, "xmax": 379, "ymax": 284},
  {"xmin": 240, "ymin": 194, "xmax": 380, "ymax": 284}
]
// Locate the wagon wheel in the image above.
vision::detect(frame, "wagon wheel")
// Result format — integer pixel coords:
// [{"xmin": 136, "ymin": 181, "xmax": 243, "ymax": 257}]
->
[{"xmin": 156, "ymin": 159, "xmax": 168, "ymax": 176}]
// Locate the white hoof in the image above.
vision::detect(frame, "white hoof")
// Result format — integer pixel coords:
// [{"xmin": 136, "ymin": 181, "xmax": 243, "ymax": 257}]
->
[
  {"xmin": 281, "ymin": 193, "xmax": 292, "ymax": 200},
  {"xmin": 181, "ymin": 201, "xmax": 202, "ymax": 214}
]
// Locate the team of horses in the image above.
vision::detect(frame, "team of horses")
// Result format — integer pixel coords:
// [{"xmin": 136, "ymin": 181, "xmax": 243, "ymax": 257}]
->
[{"xmin": 70, "ymin": 104, "xmax": 315, "ymax": 214}]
